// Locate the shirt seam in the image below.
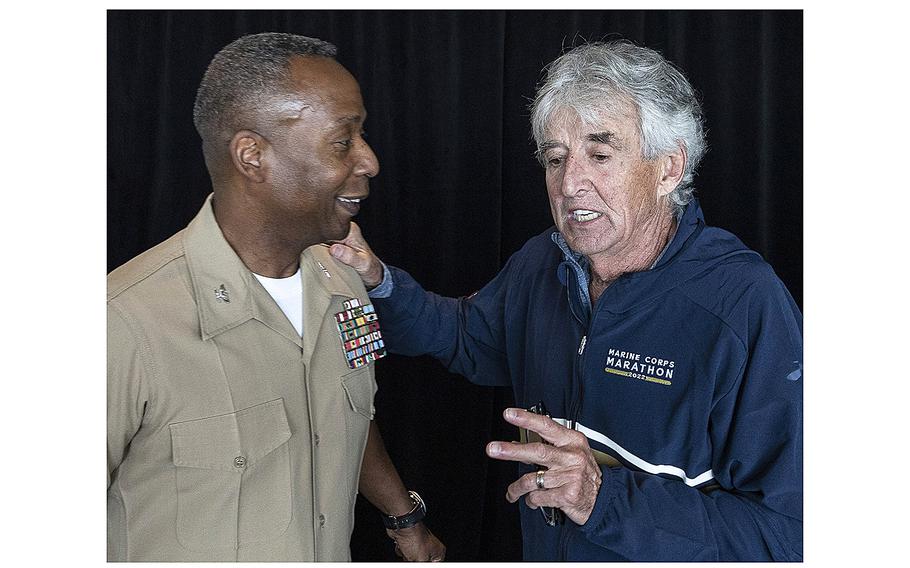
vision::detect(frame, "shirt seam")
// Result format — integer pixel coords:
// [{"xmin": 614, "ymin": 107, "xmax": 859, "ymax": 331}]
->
[
  {"xmin": 674, "ymin": 288, "xmax": 749, "ymax": 404},
  {"xmin": 108, "ymin": 242, "xmax": 186, "ymax": 301},
  {"xmin": 109, "ymin": 300, "xmax": 162, "ymax": 414}
]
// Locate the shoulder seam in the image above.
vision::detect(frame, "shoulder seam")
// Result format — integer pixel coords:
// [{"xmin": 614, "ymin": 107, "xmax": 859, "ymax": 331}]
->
[
  {"xmin": 674, "ymin": 287, "xmax": 749, "ymax": 404},
  {"xmin": 108, "ymin": 300, "xmax": 161, "ymax": 409},
  {"xmin": 108, "ymin": 236, "xmax": 186, "ymax": 302},
  {"xmin": 676, "ymin": 287, "xmax": 748, "ymax": 355}
]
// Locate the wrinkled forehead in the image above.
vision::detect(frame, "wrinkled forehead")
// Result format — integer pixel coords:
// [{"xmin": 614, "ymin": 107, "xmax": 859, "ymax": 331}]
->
[{"xmin": 543, "ymin": 98, "xmax": 640, "ymax": 142}]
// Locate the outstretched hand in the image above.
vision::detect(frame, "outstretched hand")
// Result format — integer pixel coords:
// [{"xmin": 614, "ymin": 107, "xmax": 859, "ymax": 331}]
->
[
  {"xmin": 329, "ymin": 222, "xmax": 384, "ymax": 289},
  {"xmin": 486, "ymin": 408, "xmax": 603, "ymax": 525}
]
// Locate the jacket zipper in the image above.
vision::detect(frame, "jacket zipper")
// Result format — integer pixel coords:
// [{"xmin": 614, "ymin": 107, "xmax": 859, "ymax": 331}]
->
[
  {"xmin": 559, "ymin": 262, "xmax": 604, "ymax": 560},
  {"xmin": 558, "ymin": 332, "xmax": 589, "ymax": 561}
]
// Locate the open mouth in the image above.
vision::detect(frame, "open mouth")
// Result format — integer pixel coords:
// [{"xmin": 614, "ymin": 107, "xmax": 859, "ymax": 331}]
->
[
  {"xmin": 337, "ymin": 196, "xmax": 363, "ymax": 204},
  {"xmin": 570, "ymin": 209, "xmax": 602, "ymax": 222},
  {"xmin": 336, "ymin": 195, "xmax": 366, "ymax": 217}
]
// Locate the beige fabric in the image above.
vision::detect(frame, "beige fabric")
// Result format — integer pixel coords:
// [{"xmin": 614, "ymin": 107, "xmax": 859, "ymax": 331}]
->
[{"xmin": 107, "ymin": 195, "xmax": 377, "ymax": 561}]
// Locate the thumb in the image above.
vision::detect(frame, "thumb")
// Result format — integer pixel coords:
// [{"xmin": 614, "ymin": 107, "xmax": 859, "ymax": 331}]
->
[
  {"xmin": 328, "ymin": 222, "xmax": 383, "ymax": 288},
  {"xmin": 339, "ymin": 221, "xmax": 368, "ymax": 249},
  {"xmin": 329, "ymin": 242, "xmax": 361, "ymax": 269}
]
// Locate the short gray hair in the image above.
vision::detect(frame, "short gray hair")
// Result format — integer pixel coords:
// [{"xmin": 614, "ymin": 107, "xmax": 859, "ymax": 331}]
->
[
  {"xmin": 530, "ymin": 41, "xmax": 706, "ymax": 216},
  {"xmin": 193, "ymin": 32, "xmax": 337, "ymax": 147}
]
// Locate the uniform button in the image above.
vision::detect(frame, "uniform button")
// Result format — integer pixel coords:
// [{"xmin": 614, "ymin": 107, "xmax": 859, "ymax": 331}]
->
[
  {"xmin": 318, "ymin": 514, "xmax": 326, "ymax": 528},
  {"xmin": 234, "ymin": 456, "xmax": 246, "ymax": 468}
]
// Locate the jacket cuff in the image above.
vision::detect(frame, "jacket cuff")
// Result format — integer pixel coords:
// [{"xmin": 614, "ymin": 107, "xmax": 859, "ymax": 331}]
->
[{"xmin": 367, "ymin": 262, "xmax": 394, "ymax": 298}]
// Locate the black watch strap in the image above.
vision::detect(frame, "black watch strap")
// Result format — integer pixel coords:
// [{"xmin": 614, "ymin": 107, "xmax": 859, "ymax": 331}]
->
[{"xmin": 382, "ymin": 491, "xmax": 426, "ymax": 530}]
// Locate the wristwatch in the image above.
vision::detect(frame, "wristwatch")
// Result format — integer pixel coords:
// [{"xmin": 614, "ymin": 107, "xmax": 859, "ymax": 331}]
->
[{"xmin": 381, "ymin": 491, "xmax": 426, "ymax": 530}]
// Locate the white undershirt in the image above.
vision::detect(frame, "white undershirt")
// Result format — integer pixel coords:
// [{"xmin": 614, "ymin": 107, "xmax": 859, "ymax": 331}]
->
[{"xmin": 253, "ymin": 268, "xmax": 303, "ymax": 337}]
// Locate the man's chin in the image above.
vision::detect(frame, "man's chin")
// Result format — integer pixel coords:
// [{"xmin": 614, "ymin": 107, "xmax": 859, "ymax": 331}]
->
[
  {"xmin": 563, "ymin": 234, "xmax": 610, "ymax": 258},
  {"xmin": 324, "ymin": 220, "xmax": 352, "ymax": 243}
]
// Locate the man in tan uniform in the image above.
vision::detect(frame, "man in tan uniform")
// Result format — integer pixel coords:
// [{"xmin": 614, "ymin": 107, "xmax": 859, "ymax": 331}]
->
[{"xmin": 107, "ymin": 32, "xmax": 445, "ymax": 561}]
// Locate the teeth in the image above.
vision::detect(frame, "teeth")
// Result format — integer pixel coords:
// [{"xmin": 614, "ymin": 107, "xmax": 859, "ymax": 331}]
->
[
  {"xmin": 337, "ymin": 197, "xmax": 362, "ymax": 203},
  {"xmin": 572, "ymin": 210, "xmax": 601, "ymax": 222}
]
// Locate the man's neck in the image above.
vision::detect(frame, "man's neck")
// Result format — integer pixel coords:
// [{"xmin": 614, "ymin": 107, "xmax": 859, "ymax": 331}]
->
[
  {"xmin": 586, "ymin": 210, "xmax": 676, "ymax": 304},
  {"xmin": 212, "ymin": 192, "xmax": 314, "ymax": 278}
]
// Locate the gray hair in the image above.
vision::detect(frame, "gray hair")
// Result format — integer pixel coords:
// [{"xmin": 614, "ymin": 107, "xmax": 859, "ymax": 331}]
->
[
  {"xmin": 193, "ymin": 32, "xmax": 337, "ymax": 147},
  {"xmin": 530, "ymin": 41, "xmax": 707, "ymax": 216}
]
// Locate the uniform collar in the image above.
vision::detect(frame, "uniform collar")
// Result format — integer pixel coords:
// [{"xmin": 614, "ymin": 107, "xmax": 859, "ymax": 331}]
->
[
  {"xmin": 183, "ymin": 194, "xmax": 357, "ymax": 345},
  {"xmin": 183, "ymin": 194, "xmax": 258, "ymax": 341}
]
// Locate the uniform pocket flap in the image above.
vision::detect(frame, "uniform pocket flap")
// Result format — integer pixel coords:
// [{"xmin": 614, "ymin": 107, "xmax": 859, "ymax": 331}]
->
[
  {"xmin": 341, "ymin": 367, "xmax": 376, "ymax": 419},
  {"xmin": 169, "ymin": 398, "xmax": 291, "ymax": 472}
]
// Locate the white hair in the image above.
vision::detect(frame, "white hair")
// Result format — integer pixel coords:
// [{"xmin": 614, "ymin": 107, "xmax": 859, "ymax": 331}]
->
[{"xmin": 531, "ymin": 41, "xmax": 707, "ymax": 217}]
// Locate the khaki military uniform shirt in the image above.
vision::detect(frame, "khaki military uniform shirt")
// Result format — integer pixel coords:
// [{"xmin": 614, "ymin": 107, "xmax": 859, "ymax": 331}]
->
[{"xmin": 107, "ymin": 195, "xmax": 378, "ymax": 561}]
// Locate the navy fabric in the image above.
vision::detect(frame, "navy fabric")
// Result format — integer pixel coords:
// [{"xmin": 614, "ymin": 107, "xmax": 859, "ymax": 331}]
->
[{"xmin": 372, "ymin": 199, "xmax": 802, "ymax": 561}]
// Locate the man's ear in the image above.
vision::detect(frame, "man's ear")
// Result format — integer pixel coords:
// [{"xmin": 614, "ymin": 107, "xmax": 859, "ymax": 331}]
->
[
  {"xmin": 229, "ymin": 130, "xmax": 267, "ymax": 183},
  {"xmin": 656, "ymin": 143, "xmax": 687, "ymax": 197}
]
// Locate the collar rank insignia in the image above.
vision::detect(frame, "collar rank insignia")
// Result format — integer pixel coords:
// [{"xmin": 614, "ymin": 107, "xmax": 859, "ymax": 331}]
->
[
  {"xmin": 334, "ymin": 297, "xmax": 386, "ymax": 369},
  {"xmin": 214, "ymin": 284, "xmax": 230, "ymax": 303}
]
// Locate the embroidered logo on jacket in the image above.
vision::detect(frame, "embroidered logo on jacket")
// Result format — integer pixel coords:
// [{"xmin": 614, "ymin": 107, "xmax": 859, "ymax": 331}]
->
[
  {"xmin": 335, "ymin": 298, "xmax": 386, "ymax": 369},
  {"xmin": 604, "ymin": 348, "xmax": 675, "ymax": 386}
]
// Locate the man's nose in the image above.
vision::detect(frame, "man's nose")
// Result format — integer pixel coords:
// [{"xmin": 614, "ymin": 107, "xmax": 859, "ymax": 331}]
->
[
  {"xmin": 559, "ymin": 155, "xmax": 589, "ymax": 197},
  {"xmin": 355, "ymin": 138, "xmax": 380, "ymax": 178}
]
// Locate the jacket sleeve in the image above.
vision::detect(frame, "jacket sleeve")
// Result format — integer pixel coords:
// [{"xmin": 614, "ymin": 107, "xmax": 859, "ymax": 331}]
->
[
  {"xmin": 574, "ymin": 275, "xmax": 803, "ymax": 561},
  {"xmin": 372, "ymin": 262, "xmax": 518, "ymax": 387},
  {"xmin": 107, "ymin": 303, "xmax": 151, "ymax": 488}
]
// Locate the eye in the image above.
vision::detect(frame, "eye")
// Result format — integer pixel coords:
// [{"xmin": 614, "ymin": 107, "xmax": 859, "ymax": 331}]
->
[
  {"xmin": 592, "ymin": 153, "xmax": 610, "ymax": 163},
  {"xmin": 334, "ymin": 139, "xmax": 353, "ymax": 150},
  {"xmin": 546, "ymin": 156, "xmax": 564, "ymax": 168}
]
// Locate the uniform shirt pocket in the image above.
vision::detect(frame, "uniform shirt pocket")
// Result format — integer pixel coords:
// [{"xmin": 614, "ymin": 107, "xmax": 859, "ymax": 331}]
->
[
  {"xmin": 339, "ymin": 367, "xmax": 377, "ymax": 506},
  {"xmin": 340, "ymin": 367, "xmax": 377, "ymax": 420},
  {"xmin": 169, "ymin": 398, "xmax": 292, "ymax": 551}
]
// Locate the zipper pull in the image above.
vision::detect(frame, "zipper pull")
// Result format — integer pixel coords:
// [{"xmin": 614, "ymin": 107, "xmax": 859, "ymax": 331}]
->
[{"xmin": 578, "ymin": 335, "xmax": 587, "ymax": 356}]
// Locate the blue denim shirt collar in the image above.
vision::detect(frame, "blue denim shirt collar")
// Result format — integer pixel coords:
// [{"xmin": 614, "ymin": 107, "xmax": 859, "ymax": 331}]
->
[{"xmin": 551, "ymin": 231, "xmax": 593, "ymax": 317}]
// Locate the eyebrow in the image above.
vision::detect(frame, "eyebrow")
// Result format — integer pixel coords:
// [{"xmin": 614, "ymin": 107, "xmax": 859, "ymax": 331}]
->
[
  {"xmin": 537, "ymin": 140, "xmax": 563, "ymax": 153},
  {"xmin": 537, "ymin": 131, "xmax": 624, "ymax": 154},
  {"xmin": 334, "ymin": 113, "xmax": 365, "ymax": 125},
  {"xmin": 586, "ymin": 131, "xmax": 623, "ymax": 150}
]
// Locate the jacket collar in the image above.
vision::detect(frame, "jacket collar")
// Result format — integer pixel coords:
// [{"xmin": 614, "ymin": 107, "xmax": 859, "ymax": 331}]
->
[
  {"xmin": 551, "ymin": 198, "xmax": 704, "ymax": 281},
  {"xmin": 650, "ymin": 198, "xmax": 704, "ymax": 270},
  {"xmin": 183, "ymin": 194, "xmax": 357, "ymax": 346},
  {"xmin": 548, "ymin": 199, "xmax": 708, "ymax": 316}
]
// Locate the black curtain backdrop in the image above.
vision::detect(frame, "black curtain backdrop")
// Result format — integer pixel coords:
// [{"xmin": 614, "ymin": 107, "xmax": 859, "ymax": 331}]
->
[{"xmin": 107, "ymin": 10, "xmax": 802, "ymax": 561}]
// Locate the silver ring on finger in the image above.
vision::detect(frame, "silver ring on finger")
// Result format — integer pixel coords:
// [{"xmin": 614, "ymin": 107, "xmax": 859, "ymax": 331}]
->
[{"xmin": 536, "ymin": 469, "xmax": 546, "ymax": 490}]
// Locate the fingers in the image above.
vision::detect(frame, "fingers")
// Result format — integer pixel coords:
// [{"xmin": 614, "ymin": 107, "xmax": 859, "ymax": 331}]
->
[
  {"xmin": 505, "ymin": 466, "xmax": 593, "ymax": 503},
  {"xmin": 387, "ymin": 524, "xmax": 446, "ymax": 562},
  {"xmin": 501, "ymin": 408, "xmax": 578, "ymax": 446},
  {"xmin": 505, "ymin": 465, "xmax": 603, "ymax": 526},
  {"xmin": 490, "ymin": 409, "xmax": 604, "ymax": 525},
  {"xmin": 328, "ymin": 242, "xmax": 359, "ymax": 266},
  {"xmin": 487, "ymin": 440, "xmax": 558, "ymax": 468},
  {"xmin": 334, "ymin": 222, "xmax": 372, "ymax": 256},
  {"xmin": 487, "ymin": 436, "xmax": 590, "ymax": 469},
  {"xmin": 327, "ymin": 222, "xmax": 384, "ymax": 288},
  {"xmin": 336, "ymin": 220, "xmax": 367, "ymax": 248}
]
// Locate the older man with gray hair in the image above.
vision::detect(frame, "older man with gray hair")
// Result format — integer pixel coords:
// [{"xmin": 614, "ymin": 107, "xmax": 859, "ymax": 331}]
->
[{"xmin": 332, "ymin": 40, "xmax": 802, "ymax": 561}]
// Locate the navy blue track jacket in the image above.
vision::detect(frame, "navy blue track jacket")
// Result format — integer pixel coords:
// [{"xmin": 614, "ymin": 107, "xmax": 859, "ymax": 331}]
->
[{"xmin": 372, "ymin": 200, "xmax": 803, "ymax": 561}]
